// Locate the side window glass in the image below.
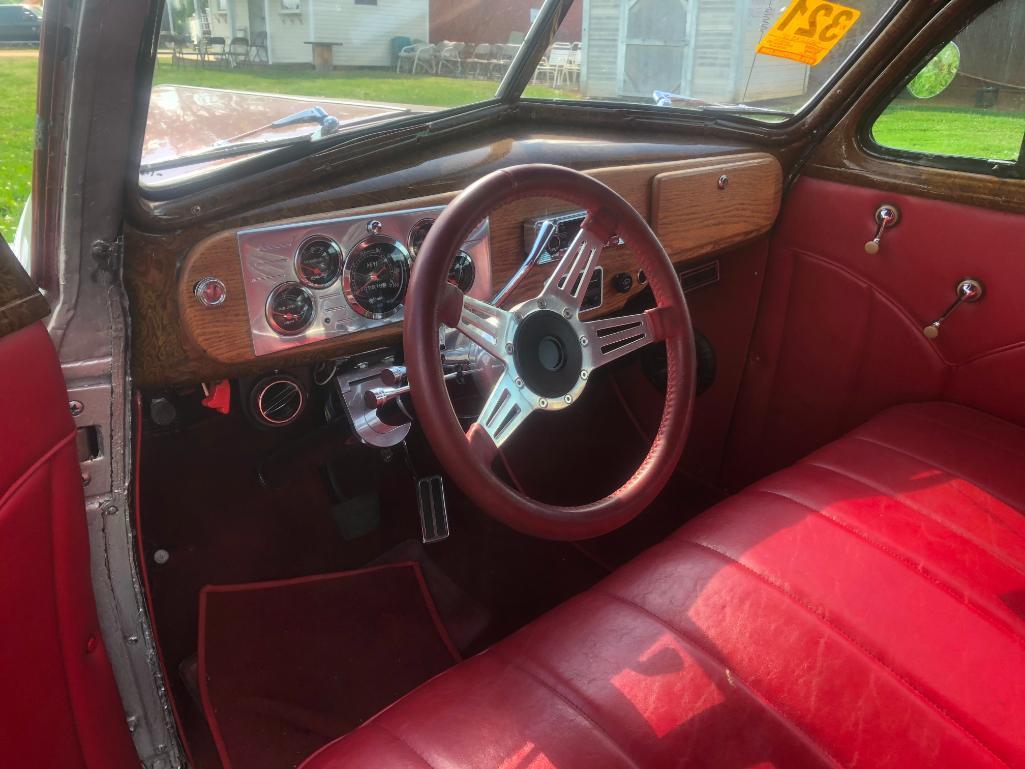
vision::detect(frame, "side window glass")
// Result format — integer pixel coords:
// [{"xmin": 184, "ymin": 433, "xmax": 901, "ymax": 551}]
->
[{"xmin": 869, "ymin": 0, "xmax": 1025, "ymax": 165}]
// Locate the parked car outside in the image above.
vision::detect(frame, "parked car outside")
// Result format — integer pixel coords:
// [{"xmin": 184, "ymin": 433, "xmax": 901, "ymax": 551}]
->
[{"xmin": 0, "ymin": 4, "xmax": 41, "ymax": 42}]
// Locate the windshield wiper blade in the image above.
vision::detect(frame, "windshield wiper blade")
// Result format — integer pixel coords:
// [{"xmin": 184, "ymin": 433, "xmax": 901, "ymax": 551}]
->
[
  {"xmin": 651, "ymin": 91, "xmax": 793, "ymax": 118},
  {"xmin": 139, "ymin": 133, "xmax": 318, "ymax": 174}
]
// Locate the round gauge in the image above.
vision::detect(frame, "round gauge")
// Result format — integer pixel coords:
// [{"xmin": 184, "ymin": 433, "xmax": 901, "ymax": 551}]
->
[
  {"xmin": 342, "ymin": 237, "xmax": 411, "ymax": 319},
  {"xmin": 407, "ymin": 217, "xmax": 435, "ymax": 259},
  {"xmin": 294, "ymin": 235, "xmax": 342, "ymax": 288},
  {"xmin": 447, "ymin": 250, "xmax": 476, "ymax": 292},
  {"xmin": 266, "ymin": 282, "xmax": 315, "ymax": 336}
]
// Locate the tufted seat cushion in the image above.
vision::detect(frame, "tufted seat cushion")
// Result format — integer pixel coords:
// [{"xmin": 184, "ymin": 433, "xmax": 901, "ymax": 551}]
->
[{"xmin": 302, "ymin": 402, "xmax": 1025, "ymax": 769}]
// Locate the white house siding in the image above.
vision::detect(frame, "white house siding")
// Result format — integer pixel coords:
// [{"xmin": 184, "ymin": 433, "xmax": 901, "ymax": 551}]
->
[
  {"xmin": 688, "ymin": 0, "xmax": 737, "ymax": 101},
  {"xmin": 311, "ymin": 0, "xmax": 428, "ymax": 67},
  {"xmin": 581, "ymin": 0, "xmax": 623, "ymax": 99},
  {"xmin": 266, "ymin": 0, "xmax": 313, "ymax": 64}
]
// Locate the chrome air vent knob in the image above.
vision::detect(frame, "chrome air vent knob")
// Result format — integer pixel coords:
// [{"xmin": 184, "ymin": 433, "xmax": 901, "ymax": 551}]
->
[{"xmin": 252, "ymin": 375, "xmax": 305, "ymax": 427}]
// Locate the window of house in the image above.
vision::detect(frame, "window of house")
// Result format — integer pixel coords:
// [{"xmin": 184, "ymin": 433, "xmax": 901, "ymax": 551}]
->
[{"xmin": 869, "ymin": 0, "xmax": 1025, "ymax": 166}]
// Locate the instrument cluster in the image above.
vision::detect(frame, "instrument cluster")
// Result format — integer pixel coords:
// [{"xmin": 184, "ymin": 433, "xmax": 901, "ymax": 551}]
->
[{"xmin": 238, "ymin": 207, "xmax": 491, "ymax": 356}]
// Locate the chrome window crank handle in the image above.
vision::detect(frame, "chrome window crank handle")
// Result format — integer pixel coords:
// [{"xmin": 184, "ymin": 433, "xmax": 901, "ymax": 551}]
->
[
  {"xmin": 864, "ymin": 205, "xmax": 900, "ymax": 254},
  {"xmin": 923, "ymin": 278, "xmax": 984, "ymax": 339}
]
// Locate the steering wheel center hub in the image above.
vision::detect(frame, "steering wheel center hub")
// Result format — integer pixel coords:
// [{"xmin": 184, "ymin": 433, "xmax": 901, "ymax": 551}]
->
[{"xmin": 513, "ymin": 310, "xmax": 583, "ymax": 398}]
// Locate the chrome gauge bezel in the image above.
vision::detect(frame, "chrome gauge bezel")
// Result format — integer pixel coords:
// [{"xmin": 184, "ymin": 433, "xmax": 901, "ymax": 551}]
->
[
  {"xmin": 341, "ymin": 235, "xmax": 411, "ymax": 320},
  {"xmin": 294, "ymin": 234, "xmax": 343, "ymax": 289},
  {"xmin": 265, "ymin": 282, "xmax": 316, "ymax": 336},
  {"xmin": 407, "ymin": 217, "xmax": 435, "ymax": 259}
]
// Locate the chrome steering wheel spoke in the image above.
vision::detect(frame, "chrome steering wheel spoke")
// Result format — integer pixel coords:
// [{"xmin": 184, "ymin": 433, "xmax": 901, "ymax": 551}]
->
[
  {"xmin": 582, "ymin": 311, "xmax": 656, "ymax": 371},
  {"xmin": 539, "ymin": 222, "xmax": 606, "ymax": 314},
  {"xmin": 472, "ymin": 373, "xmax": 536, "ymax": 452},
  {"xmin": 451, "ymin": 293, "xmax": 515, "ymax": 363}
]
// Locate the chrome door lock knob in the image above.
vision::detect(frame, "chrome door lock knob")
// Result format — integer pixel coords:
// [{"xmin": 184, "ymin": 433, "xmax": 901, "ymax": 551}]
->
[
  {"xmin": 923, "ymin": 278, "xmax": 984, "ymax": 339},
  {"xmin": 864, "ymin": 204, "xmax": 900, "ymax": 254}
]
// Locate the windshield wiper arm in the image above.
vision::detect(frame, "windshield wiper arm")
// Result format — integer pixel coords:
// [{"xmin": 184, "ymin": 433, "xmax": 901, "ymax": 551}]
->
[
  {"xmin": 140, "ymin": 106, "xmax": 345, "ymax": 174},
  {"xmin": 220, "ymin": 106, "xmax": 342, "ymax": 144},
  {"xmin": 652, "ymin": 91, "xmax": 793, "ymax": 118}
]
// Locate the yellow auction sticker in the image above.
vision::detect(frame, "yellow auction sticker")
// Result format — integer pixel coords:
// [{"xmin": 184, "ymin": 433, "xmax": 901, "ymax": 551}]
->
[{"xmin": 756, "ymin": 0, "xmax": 861, "ymax": 66}]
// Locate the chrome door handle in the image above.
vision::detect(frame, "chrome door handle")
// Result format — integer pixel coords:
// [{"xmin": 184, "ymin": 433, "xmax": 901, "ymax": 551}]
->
[
  {"xmin": 922, "ymin": 278, "xmax": 984, "ymax": 339},
  {"xmin": 864, "ymin": 204, "xmax": 900, "ymax": 254}
]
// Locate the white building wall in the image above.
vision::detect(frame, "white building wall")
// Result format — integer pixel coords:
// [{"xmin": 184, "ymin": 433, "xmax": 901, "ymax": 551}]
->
[
  {"xmin": 311, "ymin": 0, "xmax": 428, "ymax": 67},
  {"xmin": 260, "ymin": 0, "xmax": 309, "ymax": 63}
]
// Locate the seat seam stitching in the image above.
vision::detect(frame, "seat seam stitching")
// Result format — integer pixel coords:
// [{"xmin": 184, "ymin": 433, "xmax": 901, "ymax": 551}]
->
[
  {"xmin": 751, "ymin": 487, "xmax": 1025, "ymax": 646},
  {"xmin": 590, "ymin": 587, "xmax": 846, "ymax": 769},
  {"xmin": 847, "ymin": 434, "xmax": 1020, "ymax": 510},
  {"xmin": 487, "ymin": 645, "xmax": 643, "ymax": 769},
  {"xmin": 888, "ymin": 408, "xmax": 1025, "ymax": 461},
  {"xmin": 369, "ymin": 720, "xmax": 437, "ymax": 769},
  {"xmin": 803, "ymin": 460, "xmax": 1025, "ymax": 574},
  {"xmin": 673, "ymin": 537, "xmax": 1011, "ymax": 768}
]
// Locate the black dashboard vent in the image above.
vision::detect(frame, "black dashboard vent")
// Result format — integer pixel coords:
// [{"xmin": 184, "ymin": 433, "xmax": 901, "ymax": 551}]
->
[{"xmin": 252, "ymin": 375, "xmax": 305, "ymax": 427}]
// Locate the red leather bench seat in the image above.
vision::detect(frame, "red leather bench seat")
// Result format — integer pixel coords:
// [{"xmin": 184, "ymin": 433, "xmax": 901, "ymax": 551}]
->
[{"xmin": 303, "ymin": 402, "xmax": 1025, "ymax": 769}]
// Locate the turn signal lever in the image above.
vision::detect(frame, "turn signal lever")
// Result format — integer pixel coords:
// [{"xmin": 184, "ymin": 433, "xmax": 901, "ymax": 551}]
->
[
  {"xmin": 864, "ymin": 205, "xmax": 900, "ymax": 254},
  {"xmin": 922, "ymin": 278, "xmax": 984, "ymax": 339}
]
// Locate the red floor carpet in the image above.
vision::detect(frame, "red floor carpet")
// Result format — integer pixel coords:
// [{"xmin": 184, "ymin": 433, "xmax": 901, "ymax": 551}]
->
[{"xmin": 198, "ymin": 562, "xmax": 460, "ymax": 769}]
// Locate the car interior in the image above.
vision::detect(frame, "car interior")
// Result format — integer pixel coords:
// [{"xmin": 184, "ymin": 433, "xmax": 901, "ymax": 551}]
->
[{"xmin": 1, "ymin": 0, "xmax": 1024, "ymax": 767}]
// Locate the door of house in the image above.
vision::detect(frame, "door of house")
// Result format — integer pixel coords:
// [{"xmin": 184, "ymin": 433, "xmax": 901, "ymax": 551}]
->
[
  {"xmin": 616, "ymin": 0, "xmax": 690, "ymax": 98},
  {"xmin": 249, "ymin": 0, "xmax": 267, "ymax": 42}
]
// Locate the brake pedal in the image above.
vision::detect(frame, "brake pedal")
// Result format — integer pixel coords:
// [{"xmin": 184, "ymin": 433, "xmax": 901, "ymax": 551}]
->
[{"xmin": 417, "ymin": 476, "xmax": 450, "ymax": 544}]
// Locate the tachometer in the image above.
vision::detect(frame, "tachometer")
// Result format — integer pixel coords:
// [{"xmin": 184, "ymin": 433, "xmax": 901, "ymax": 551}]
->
[
  {"xmin": 295, "ymin": 235, "xmax": 342, "ymax": 288},
  {"xmin": 447, "ymin": 250, "xmax": 476, "ymax": 292},
  {"xmin": 342, "ymin": 237, "xmax": 410, "ymax": 319},
  {"xmin": 407, "ymin": 217, "xmax": 435, "ymax": 259},
  {"xmin": 266, "ymin": 282, "xmax": 315, "ymax": 336}
]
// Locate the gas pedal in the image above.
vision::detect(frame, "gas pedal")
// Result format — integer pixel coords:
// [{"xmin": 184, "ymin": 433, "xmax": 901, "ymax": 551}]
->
[{"xmin": 417, "ymin": 475, "xmax": 450, "ymax": 544}]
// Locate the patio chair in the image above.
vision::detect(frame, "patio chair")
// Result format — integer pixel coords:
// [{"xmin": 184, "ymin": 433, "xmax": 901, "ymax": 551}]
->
[
  {"xmin": 437, "ymin": 42, "xmax": 465, "ymax": 76},
  {"xmin": 535, "ymin": 45, "xmax": 570, "ymax": 86},
  {"xmin": 205, "ymin": 36, "xmax": 229, "ymax": 66},
  {"xmin": 411, "ymin": 43, "xmax": 438, "ymax": 75},
  {"xmin": 228, "ymin": 37, "xmax": 250, "ymax": 67},
  {"xmin": 466, "ymin": 43, "xmax": 493, "ymax": 79},
  {"xmin": 249, "ymin": 31, "xmax": 268, "ymax": 64},
  {"xmin": 396, "ymin": 40, "xmax": 428, "ymax": 74},
  {"xmin": 562, "ymin": 48, "xmax": 581, "ymax": 87},
  {"xmin": 173, "ymin": 35, "xmax": 202, "ymax": 67},
  {"xmin": 489, "ymin": 43, "xmax": 519, "ymax": 80}
]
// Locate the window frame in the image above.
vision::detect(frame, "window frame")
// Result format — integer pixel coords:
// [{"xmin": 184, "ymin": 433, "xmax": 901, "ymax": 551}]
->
[{"xmin": 858, "ymin": 0, "xmax": 1025, "ymax": 180}]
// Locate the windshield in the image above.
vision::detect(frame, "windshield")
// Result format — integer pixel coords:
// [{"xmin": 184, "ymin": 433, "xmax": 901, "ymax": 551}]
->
[{"xmin": 143, "ymin": 0, "xmax": 898, "ymax": 186}]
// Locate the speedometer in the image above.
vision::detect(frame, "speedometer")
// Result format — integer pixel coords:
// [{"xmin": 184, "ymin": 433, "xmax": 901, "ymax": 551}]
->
[{"xmin": 342, "ymin": 237, "xmax": 410, "ymax": 319}]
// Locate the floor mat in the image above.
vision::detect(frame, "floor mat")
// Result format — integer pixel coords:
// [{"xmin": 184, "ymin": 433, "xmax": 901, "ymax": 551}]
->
[{"xmin": 198, "ymin": 562, "xmax": 460, "ymax": 769}]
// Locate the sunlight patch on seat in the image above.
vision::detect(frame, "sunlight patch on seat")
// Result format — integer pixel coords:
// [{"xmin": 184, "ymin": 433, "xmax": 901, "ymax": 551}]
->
[{"xmin": 611, "ymin": 632, "xmax": 725, "ymax": 738}]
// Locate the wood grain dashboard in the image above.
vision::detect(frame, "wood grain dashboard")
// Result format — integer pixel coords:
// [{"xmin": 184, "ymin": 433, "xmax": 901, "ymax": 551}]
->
[{"xmin": 162, "ymin": 152, "xmax": 780, "ymax": 386}]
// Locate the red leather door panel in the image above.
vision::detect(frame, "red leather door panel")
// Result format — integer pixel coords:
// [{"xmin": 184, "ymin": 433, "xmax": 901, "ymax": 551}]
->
[
  {"xmin": 726, "ymin": 176, "xmax": 1025, "ymax": 487},
  {"xmin": 0, "ymin": 321, "xmax": 138, "ymax": 769}
]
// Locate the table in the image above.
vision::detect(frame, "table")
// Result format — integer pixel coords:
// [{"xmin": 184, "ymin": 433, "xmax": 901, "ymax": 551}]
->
[{"xmin": 304, "ymin": 41, "xmax": 343, "ymax": 73}]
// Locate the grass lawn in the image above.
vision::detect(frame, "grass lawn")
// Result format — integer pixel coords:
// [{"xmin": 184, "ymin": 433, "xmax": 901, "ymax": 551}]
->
[
  {"xmin": 0, "ymin": 53, "xmax": 37, "ymax": 243},
  {"xmin": 2, "ymin": 52, "xmax": 1024, "ymax": 244},
  {"xmin": 872, "ymin": 103, "xmax": 1025, "ymax": 161},
  {"xmin": 153, "ymin": 59, "xmax": 571, "ymax": 105}
]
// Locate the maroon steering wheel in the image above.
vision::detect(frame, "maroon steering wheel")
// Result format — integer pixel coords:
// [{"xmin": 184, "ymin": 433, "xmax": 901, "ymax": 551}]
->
[{"xmin": 405, "ymin": 164, "xmax": 695, "ymax": 540}]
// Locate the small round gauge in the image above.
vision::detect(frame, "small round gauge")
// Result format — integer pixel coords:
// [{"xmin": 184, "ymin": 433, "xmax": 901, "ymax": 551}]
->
[
  {"xmin": 407, "ymin": 217, "xmax": 435, "ymax": 259},
  {"xmin": 447, "ymin": 250, "xmax": 476, "ymax": 292},
  {"xmin": 295, "ymin": 235, "xmax": 342, "ymax": 288},
  {"xmin": 342, "ymin": 237, "xmax": 411, "ymax": 319},
  {"xmin": 266, "ymin": 282, "xmax": 315, "ymax": 336}
]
